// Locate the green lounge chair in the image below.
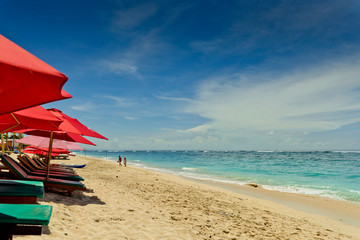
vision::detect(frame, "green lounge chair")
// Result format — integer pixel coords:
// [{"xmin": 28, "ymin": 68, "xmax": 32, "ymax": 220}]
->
[
  {"xmin": 0, "ymin": 154, "xmax": 86, "ymax": 196},
  {"xmin": 0, "ymin": 179, "xmax": 44, "ymax": 204},
  {"xmin": 0, "ymin": 203, "xmax": 52, "ymax": 239}
]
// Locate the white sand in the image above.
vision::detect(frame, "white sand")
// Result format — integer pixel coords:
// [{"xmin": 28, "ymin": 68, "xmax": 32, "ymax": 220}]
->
[{"xmin": 15, "ymin": 155, "xmax": 360, "ymax": 239}]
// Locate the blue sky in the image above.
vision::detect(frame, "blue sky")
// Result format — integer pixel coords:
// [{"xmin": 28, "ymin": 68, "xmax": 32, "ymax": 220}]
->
[{"xmin": 2, "ymin": 0, "xmax": 360, "ymax": 150}]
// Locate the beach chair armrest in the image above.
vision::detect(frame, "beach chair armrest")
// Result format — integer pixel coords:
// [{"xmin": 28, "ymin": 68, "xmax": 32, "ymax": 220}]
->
[{"xmin": 0, "ymin": 223, "xmax": 42, "ymax": 236}]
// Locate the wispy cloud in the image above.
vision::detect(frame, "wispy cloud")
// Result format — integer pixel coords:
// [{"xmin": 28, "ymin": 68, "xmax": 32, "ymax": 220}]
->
[
  {"xmin": 100, "ymin": 59, "xmax": 139, "ymax": 77},
  {"xmin": 96, "ymin": 94, "xmax": 136, "ymax": 107},
  {"xmin": 125, "ymin": 116, "xmax": 136, "ymax": 120},
  {"xmin": 103, "ymin": 2, "xmax": 192, "ymax": 78},
  {"xmin": 156, "ymin": 95, "xmax": 192, "ymax": 102},
  {"xmin": 70, "ymin": 102, "xmax": 95, "ymax": 112},
  {"xmin": 183, "ymin": 124, "xmax": 211, "ymax": 133},
  {"xmin": 185, "ymin": 57, "xmax": 360, "ymax": 135},
  {"xmin": 267, "ymin": 0, "xmax": 351, "ymax": 31},
  {"xmin": 191, "ymin": 0, "xmax": 360, "ymax": 58},
  {"xmin": 111, "ymin": 3, "xmax": 158, "ymax": 32}
]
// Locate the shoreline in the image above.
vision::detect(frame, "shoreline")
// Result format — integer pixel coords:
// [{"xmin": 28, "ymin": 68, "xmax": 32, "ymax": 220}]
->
[
  {"xmin": 17, "ymin": 154, "xmax": 360, "ymax": 239},
  {"xmin": 81, "ymin": 152, "xmax": 360, "ymax": 206},
  {"xmin": 93, "ymin": 156, "xmax": 360, "ymax": 235},
  {"xmin": 189, "ymin": 177, "xmax": 360, "ymax": 228},
  {"xmin": 86, "ymin": 154, "xmax": 360, "ymax": 227},
  {"xmin": 81, "ymin": 156, "xmax": 360, "ymax": 230}
]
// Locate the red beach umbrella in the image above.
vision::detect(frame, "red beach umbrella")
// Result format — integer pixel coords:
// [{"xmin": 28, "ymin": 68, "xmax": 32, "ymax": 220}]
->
[
  {"xmin": 0, "ymin": 34, "xmax": 72, "ymax": 115},
  {"xmin": 24, "ymin": 146, "xmax": 70, "ymax": 155},
  {"xmin": 23, "ymin": 147, "xmax": 43, "ymax": 155},
  {"xmin": 42, "ymin": 108, "xmax": 107, "ymax": 178},
  {"xmin": 47, "ymin": 108, "xmax": 108, "ymax": 140},
  {"xmin": 0, "ymin": 105, "xmax": 62, "ymax": 133},
  {"xmin": 39, "ymin": 148, "xmax": 70, "ymax": 154},
  {"xmin": 17, "ymin": 135, "xmax": 84, "ymax": 150},
  {"xmin": 0, "ymin": 105, "xmax": 63, "ymax": 154},
  {"xmin": 16, "ymin": 129, "xmax": 96, "ymax": 146},
  {"xmin": 17, "ymin": 134, "xmax": 85, "ymax": 179}
]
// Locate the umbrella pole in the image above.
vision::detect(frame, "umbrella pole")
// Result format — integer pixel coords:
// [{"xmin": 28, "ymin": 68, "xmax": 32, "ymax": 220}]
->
[
  {"xmin": 18, "ymin": 133, "xmax": 22, "ymax": 156},
  {"xmin": 12, "ymin": 132, "xmax": 15, "ymax": 151},
  {"xmin": 1, "ymin": 133, "xmax": 4, "ymax": 155},
  {"xmin": 5, "ymin": 133, "xmax": 8, "ymax": 151},
  {"xmin": 46, "ymin": 131, "xmax": 54, "ymax": 179}
]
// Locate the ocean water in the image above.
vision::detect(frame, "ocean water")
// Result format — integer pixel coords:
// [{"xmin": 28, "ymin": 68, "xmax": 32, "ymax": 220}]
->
[{"xmin": 75, "ymin": 150, "xmax": 360, "ymax": 204}]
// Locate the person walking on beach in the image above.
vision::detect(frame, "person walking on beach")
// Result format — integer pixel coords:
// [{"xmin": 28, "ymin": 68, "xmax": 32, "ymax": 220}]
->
[
  {"xmin": 118, "ymin": 155, "xmax": 122, "ymax": 166},
  {"xmin": 123, "ymin": 157, "xmax": 127, "ymax": 167}
]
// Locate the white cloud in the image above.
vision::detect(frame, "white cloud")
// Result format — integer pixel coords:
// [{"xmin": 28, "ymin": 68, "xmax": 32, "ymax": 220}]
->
[
  {"xmin": 156, "ymin": 95, "xmax": 192, "ymax": 102},
  {"xmin": 186, "ymin": 58, "xmax": 360, "ymax": 135},
  {"xmin": 101, "ymin": 59, "xmax": 138, "ymax": 76},
  {"xmin": 183, "ymin": 124, "xmax": 211, "ymax": 133},
  {"xmin": 125, "ymin": 116, "xmax": 136, "ymax": 120},
  {"xmin": 98, "ymin": 95, "xmax": 136, "ymax": 107},
  {"xmin": 70, "ymin": 103, "xmax": 95, "ymax": 112}
]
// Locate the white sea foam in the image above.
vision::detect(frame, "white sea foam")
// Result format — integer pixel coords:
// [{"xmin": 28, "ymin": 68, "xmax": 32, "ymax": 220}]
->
[
  {"xmin": 334, "ymin": 150, "xmax": 360, "ymax": 153},
  {"xmin": 177, "ymin": 172, "xmax": 248, "ymax": 186},
  {"xmin": 262, "ymin": 185, "xmax": 344, "ymax": 200},
  {"xmin": 182, "ymin": 167, "xmax": 197, "ymax": 171},
  {"xmin": 174, "ymin": 171, "xmax": 350, "ymax": 202},
  {"xmin": 130, "ymin": 163, "xmax": 146, "ymax": 168},
  {"xmin": 350, "ymin": 189, "xmax": 360, "ymax": 194}
]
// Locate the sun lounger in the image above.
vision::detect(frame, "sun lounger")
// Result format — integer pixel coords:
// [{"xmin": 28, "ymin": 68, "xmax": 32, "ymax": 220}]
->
[
  {"xmin": 0, "ymin": 179, "xmax": 44, "ymax": 204},
  {"xmin": 22, "ymin": 154, "xmax": 74, "ymax": 173},
  {"xmin": 32, "ymin": 156, "xmax": 46, "ymax": 166},
  {"xmin": 53, "ymin": 154, "xmax": 70, "ymax": 160},
  {"xmin": 53, "ymin": 163, "xmax": 86, "ymax": 168},
  {"xmin": 0, "ymin": 203, "xmax": 52, "ymax": 239},
  {"xmin": 17, "ymin": 156, "xmax": 84, "ymax": 181},
  {"xmin": 18, "ymin": 155, "xmax": 73, "ymax": 173},
  {"xmin": 0, "ymin": 154, "xmax": 86, "ymax": 196}
]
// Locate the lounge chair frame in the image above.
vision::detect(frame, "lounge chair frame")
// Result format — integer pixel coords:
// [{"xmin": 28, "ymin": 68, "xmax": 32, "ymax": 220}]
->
[{"xmin": 0, "ymin": 154, "xmax": 86, "ymax": 196}]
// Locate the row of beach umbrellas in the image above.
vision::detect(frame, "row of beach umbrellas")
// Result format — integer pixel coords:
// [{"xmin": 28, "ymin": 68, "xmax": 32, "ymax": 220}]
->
[{"xmin": 0, "ymin": 34, "xmax": 107, "ymax": 179}]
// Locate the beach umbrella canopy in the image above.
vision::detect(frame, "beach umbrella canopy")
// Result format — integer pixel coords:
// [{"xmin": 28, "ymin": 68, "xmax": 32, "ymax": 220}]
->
[
  {"xmin": 17, "ymin": 135, "xmax": 84, "ymax": 150},
  {"xmin": 16, "ymin": 129, "xmax": 96, "ymax": 146},
  {"xmin": 0, "ymin": 34, "xmax": 72, "ymax": 115},
  {"xmin": 23, "ymin": 146, "xmax": 70, "ymax": 155},
  {"xmin": 23, "ymin": 146, "xmax": 44, "ymax": 155},
  {"xmin": 0, "ymin": 105, "xmax": 62, "ymax": 133},
  {"xmin": 47, "ymin": 108, "xmax": 108, "ymax": 140},
  {"xmin": 38, "ymin": 147, "xmax": 70, "ymax": 154},
  {"xmin": 40, "ymin": 108, "xmax": 107, "ymax": 179}
]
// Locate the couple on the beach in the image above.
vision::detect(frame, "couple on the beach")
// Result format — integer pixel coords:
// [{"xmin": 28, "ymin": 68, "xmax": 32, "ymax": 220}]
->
[{"xmin": 118, "ymin": 155, "xmax": 126, "ymax": 166}]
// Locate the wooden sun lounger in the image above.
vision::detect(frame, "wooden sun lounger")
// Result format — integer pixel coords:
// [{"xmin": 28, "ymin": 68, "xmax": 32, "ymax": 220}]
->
[
  {"xmin": 17, "ymin": 156, "xmax": 84, "ymax": 181},
  {"xmin": 0, "ymin": 179, "xmax": 44, "ymax": 204},
  {"xmin": 0, "ymin": 203, "xmax": 52, "ymax": 239},
  {"xmin": 53, "ymin": 154, "xmax": 70, "ymax": 160},
  {"xmin": 0, "ymin": 154, "xmax": 86, "ymax": 196},
  {"xmin": 22, "ymin": 154, "xmax": 74, "ymax": 173}
]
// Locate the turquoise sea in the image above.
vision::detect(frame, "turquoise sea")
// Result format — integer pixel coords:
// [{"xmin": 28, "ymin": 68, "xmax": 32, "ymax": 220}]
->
[{"xmin": 76, "ymin": 150, "xmax": 360, "ymax": 204}]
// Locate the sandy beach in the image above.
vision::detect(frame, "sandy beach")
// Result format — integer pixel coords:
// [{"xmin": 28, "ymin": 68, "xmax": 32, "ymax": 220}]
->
[{"xmin": 15, "ymin": 155, "xmax": 360, "ymax": 240}]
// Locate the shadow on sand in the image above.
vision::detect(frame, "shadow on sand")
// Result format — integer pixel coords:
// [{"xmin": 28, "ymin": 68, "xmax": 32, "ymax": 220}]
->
[
  {"xmin": 42, "ymin": 226, "xmax": 51, "ymax": 235},
  {"xmin": 40, "ymin": 190, "xmax": 105, "ymax": 206}
]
